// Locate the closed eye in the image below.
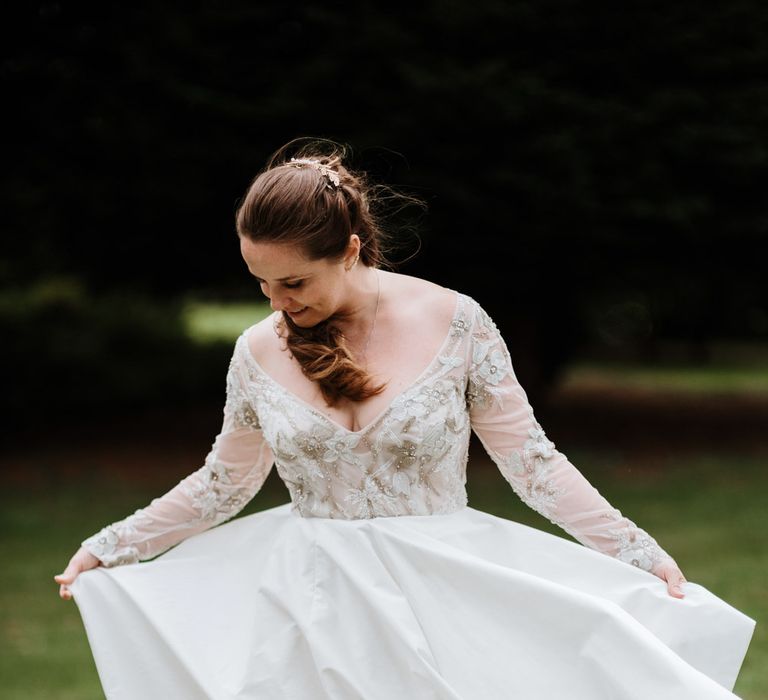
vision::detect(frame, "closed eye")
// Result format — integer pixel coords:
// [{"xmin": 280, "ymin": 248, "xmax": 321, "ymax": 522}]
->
[{"xmin": 253, "ymin": 277, "xmax": 304, "ymax": 289}]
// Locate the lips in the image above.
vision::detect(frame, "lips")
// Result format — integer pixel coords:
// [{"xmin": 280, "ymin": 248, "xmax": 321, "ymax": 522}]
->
[{"xmin": 287, "ymin": 307, "xmax": 308, "ymax": 316}]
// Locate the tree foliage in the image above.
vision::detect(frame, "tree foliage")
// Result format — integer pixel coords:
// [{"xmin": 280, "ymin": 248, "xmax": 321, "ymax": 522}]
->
[{"xmin": 4, "ymin": 1, "xmax": 767, "ymax": 396}]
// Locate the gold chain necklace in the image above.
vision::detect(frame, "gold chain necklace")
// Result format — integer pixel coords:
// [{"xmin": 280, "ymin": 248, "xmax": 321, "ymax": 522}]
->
[{"xmin": 360, "ymin": 269, "xmax": 381, "ymax": 366}]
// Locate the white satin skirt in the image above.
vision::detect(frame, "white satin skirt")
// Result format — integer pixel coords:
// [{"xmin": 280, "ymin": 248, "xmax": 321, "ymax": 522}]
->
[{"xmin": 71, "ymin": 503, "xmax": 755, "ymax": 699}]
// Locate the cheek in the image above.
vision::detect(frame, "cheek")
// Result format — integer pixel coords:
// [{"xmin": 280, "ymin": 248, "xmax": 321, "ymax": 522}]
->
[
  {"xmin": 302, "ymin": 276, "xmax": 338, "ymax": 309},
  {"xmin": 306, "ymin": 283, "xmax": 329, "ymax": 303}
]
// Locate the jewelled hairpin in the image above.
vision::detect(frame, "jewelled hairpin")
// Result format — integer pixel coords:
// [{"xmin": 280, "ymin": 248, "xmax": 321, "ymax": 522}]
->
[{"xmin": 288, "ymin": 157, "xmax": 341, "ymax": 190}]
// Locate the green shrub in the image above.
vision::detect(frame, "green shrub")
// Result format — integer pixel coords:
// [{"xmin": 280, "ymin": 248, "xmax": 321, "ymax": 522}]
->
[{"xmin": 2, "ymin": 278, "xmax": 234, "ymax": 430}]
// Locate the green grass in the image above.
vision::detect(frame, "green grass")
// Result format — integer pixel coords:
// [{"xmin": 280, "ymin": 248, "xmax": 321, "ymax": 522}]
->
[
  {"xmin": 1, "ymin": 451, "xmax": 764, "ymax": 698},
  {"xmin": 182, "ymin": 300, "xmax": 272, "ymax": 343},
  {"xmin": 562, "ymin": 362, "xmax": 768, "ymax": 395}
]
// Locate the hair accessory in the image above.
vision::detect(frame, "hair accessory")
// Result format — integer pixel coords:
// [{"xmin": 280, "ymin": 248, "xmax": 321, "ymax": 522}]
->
[{"xmin": 289, "ymin": 157, "xmax": 341, "ymax": 190}]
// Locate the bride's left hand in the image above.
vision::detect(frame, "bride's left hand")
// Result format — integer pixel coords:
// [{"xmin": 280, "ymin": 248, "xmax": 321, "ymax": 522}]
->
[{"xmin": 653, "ymin": 558, "xmax": 687, "ymax": 599}]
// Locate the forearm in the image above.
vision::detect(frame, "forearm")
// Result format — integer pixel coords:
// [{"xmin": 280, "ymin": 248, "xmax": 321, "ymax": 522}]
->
[
  {"xmin": 82, "ymin": 429, "xmax": 273, "ymax": 566},
  {"xmin": 481, "ymin": 426, "xmax": 673, "ymax": 571}
]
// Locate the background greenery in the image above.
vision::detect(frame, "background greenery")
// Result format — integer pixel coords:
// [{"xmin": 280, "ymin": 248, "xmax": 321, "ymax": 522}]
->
[{"xmin": 4, "ymin": 1, "xmax": 768, "ymax": 417}]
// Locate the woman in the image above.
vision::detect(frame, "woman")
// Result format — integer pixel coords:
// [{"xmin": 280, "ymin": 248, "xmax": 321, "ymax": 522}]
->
[{"xmin": 56, "ymin": 140, "xmax": 754, "ymax": 699}]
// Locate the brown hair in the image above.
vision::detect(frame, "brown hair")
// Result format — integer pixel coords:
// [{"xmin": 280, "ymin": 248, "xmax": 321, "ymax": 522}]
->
[{"xmin": 235, "ymin": 137, "xmax": 423, "ymax": 406}]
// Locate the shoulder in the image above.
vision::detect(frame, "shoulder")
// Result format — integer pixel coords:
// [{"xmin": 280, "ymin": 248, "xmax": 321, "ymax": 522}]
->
[
  {"xmin": 380, "ymin": 271, "xmax": 460, "ymax": 331},
  {"xmin": 239, "ymin": 310, "xmax": 282, "ymax": 367}
]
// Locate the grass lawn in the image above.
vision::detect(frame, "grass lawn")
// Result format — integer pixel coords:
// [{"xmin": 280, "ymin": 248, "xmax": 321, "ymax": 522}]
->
[
  {"xmin": 1, "ymin": 445, "xmax": 764, "ymax": 699},
  {"xmin": 561, "ymin": 362, "xmax": 768, "ymax": 395},
  {"xmin": 182, "ymin": 300, "xmax": 272, "ymax": 343}
]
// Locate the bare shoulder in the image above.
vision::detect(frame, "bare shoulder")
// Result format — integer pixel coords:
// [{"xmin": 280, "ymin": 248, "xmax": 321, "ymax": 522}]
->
[
  {"xmin": 381, "ymin": 271, "xmax": 459, "ymax": 332},
  {"xmin": 242, "ymin": 310, "xmax": 282, "ymax": 365}
]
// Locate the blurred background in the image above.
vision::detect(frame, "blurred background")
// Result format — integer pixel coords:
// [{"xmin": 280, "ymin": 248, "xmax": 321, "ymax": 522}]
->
[{"xmin": 2, "ymin": 2, "xmax": 766, "ymax": 697}]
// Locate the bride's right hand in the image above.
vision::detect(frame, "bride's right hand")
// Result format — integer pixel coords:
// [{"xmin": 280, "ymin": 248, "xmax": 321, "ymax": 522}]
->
[{"xmin": 54, "ymin": 547, "xmax": 102, "ymax": 600}]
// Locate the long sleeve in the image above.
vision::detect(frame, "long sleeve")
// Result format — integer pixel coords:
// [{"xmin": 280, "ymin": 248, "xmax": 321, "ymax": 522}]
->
[
  {"xmin": 465, "ymin": 298, "xmax": 674, "ymax": 574},
  {"xmin": 81, "ymin": 335, "xmax": 274, "ymax": 567}
]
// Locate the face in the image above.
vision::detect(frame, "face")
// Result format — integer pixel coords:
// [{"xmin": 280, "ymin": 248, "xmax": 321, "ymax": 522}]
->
[{"xmin": 239, "ymin": 236, "xmax": 358, "ymax": 327}]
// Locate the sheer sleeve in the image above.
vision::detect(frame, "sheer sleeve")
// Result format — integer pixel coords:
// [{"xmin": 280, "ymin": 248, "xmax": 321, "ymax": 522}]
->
[
  {"xmin": 465, "ymin": 298, "xmax": 675, "ymax": 574},
  {"xmin": 81, "ymin": 335, "xmax": 274, "ymax": 567}
]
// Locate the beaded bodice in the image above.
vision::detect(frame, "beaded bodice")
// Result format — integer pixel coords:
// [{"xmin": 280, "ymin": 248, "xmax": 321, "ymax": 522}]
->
[{"xmin": 242, "ymin": 293, "xmax": 472, "ymax": 519}]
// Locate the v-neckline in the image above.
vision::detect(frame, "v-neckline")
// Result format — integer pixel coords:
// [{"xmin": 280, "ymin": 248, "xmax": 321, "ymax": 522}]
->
[{"xmin": 240, "ymin": 291, "xmax": 464, "ymax": 436}]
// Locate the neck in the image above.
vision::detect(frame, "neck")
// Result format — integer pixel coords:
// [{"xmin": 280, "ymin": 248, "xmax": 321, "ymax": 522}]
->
[{"xmin": 334, "ymin": 265, "xmax": 382, "ymax": 343}]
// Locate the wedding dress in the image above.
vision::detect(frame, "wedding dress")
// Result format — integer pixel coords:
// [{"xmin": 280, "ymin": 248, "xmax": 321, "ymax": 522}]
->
[{"xmin": 70, "ymin": 291, "xmax": 755, "ymax": 699}]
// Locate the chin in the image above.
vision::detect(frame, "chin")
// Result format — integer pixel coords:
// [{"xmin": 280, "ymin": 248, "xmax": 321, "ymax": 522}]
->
[
  {"xmin": 284, "ymin": 305, "xmax": 334, "ymax": 328},
  {"xmin": 286, "ymin": 307, "xmax": 317, "ymax": 326}
]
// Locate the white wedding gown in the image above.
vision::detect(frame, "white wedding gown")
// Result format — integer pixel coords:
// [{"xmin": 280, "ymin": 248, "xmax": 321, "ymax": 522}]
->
[{"xmin": 70, "ymin": 292, "xmax": 755, "ymax": 699}]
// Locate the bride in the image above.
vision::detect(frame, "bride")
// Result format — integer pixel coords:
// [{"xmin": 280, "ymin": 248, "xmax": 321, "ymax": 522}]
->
[{"xmin": 55, "ymin": 139, "xmax": 754, "ymax": 699}]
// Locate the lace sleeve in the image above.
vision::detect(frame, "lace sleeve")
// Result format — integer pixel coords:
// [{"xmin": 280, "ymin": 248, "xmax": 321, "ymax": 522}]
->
[
  {"xmin": 465, "ymin": 298, "xmax": 675, "ymax": 574},
  {"xmin": 81, "ymin": 334, "xmax": 274, "ymax": 567}
]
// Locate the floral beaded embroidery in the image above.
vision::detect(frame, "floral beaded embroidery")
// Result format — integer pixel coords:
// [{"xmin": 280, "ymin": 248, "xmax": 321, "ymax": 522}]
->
[
  {"xmin": 82, "ymin": 512, "xmax": 150, "ymax": 566},
  {"xmin": 179, "ymin": 453, "xmax": 253, "ymax": 523},
  {"xmin": 489, "ymin": 422, "xmax": 566, "ymax": 525},
  {"xmin": 611, "ymin": 526, "xmax": 668, "ymax": 571},
  {"xmin": 225, "ymin": 357, "xmax": 261, "ymax": 430}
]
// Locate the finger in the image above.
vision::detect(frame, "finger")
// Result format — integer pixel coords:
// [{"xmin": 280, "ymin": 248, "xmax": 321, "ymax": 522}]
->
[
  {"xmin": 54, "ymin": 561, "xmax": 80, "ymax": 584},
  {"xmin": 667, "ymin": 583, "xmax": 685, "ymax": 598},
  {"xmin": 59, "ymin": 583, "xmax": 72, "ymax": 601},
  {"xmin": 667, "ymin": 572, "xmax": 686, "ymax": 599}
]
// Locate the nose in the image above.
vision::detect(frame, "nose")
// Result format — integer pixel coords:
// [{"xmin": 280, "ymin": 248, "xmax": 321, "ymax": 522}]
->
[{"xmin": 267, "ymin": 289, "xmax": 291, "ymax": 312}]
